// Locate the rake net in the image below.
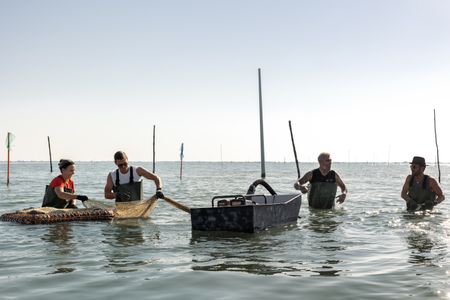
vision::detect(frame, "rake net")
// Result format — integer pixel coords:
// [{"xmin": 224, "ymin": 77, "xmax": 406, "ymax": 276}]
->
[{"xmin": 82, "ymin": 197, "xmax": 158, "ymax": 219}]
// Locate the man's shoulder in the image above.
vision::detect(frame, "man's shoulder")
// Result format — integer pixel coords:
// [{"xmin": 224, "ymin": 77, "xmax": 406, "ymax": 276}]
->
[{"xmin": 425, "ymin": 174, "xmax": 438, "ymax": 183}]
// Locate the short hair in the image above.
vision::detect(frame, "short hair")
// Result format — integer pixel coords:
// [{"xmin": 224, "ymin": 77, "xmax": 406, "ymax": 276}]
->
[
  {"xmin": 114, "ymin": 151, "xmax": 127, "ymax": 161},
  {"xmin": 318, "ymin": 152, "xmax": 330, "ymax": 161},
  {"xmin": 58, "ymin": 159, "xmax": 75, "ymax": 171}
]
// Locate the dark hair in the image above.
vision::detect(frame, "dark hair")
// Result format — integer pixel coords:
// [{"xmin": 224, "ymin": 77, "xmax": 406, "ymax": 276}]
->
[
  {"xmin": 114, "ymin": 151, "xmax": 127, "ymax": 161},
  {"xmin": 58, "ymin": 159, "xmax": 75, "ymax": 171}
]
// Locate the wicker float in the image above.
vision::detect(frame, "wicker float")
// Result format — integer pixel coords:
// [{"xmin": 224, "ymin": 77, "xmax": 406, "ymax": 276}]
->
[{"xmin": 0, "ymin": 207, "xmax": 115, "ymax": 224}]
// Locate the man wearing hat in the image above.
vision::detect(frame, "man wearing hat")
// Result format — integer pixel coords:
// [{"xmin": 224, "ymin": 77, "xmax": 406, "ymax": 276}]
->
[{"xmin": 401, "ymin": 156, "xmax": 444, "ymax": 210}]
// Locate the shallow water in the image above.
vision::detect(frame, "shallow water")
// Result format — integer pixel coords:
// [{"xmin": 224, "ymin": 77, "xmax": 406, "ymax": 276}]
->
[{"xmin": 0, "ymin": 162, "xmax": 449, "ymax": 299}]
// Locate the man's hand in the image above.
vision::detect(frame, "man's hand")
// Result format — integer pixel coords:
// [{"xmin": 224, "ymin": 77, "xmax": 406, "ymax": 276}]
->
[
  {"xmin": 336, "ymin": 193, "xmax": 346, "ymax": 204},
  {"xmin": 294, "ymin": 182, "xmax": 308, "ymax": 194},
  {"xmin": 156, "ymin": 188, "xmax": 165, "ymax": 199},
  {"xmin": 116, "ymin": 191, "xmax": 131, "ymax": 202},
  {"xmin": 76, "ymin": 195, "xmax": 89, "ymax": 202}
]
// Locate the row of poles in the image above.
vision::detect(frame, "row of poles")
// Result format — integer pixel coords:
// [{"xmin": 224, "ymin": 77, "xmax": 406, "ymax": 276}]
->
[
  {"xmin": 3, "ymin": 70, "xmax": 443, "ymax": 186},
  {"xmin": 5, "ymin": 129, "xmax": 186, "ymax": 185}
]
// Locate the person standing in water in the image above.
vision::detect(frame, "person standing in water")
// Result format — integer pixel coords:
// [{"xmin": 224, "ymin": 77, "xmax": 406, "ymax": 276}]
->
[
  {"xmin": 294, "ymin": 152, "xmax": 347, "ymax": 209},
  {"xmin": 104, "ymin": 151, "xmax": 164, "ymax": 202},
  {"xmin": 42, "ymin": 159, "xmax": 89, "ymax": 209},
  {"xmin": 401, "ymin": 156, "xmax": 444, "ymax": 211}
]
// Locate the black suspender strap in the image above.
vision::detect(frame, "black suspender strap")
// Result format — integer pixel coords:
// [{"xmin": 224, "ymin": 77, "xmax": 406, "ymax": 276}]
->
[
  {"xmin": 423, "ymin": 175, "xmax": 428, "ymax": 189},
  {"xmin": 409, "ymin": 175, "xmax": 429, "ymax": 189},
  {"xmin": 116, "ymin": 167, "xmax": 134, "ymax": 186},
  {"xmin": 129, "ymin": 166, "xmax": 134, "ymax": 184},
  {"xmin": 115, "ymin": 169, "xmax": 120, "ymax": 186}
]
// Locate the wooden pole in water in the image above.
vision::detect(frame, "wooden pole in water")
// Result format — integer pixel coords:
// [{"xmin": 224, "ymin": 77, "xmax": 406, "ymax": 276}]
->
[
  {"xmin": 258, "ymin": 68, "xmax": 266, "ymax": 179},
  {"xmin": 288, "ymin": 121, "xmax": 301, "ymax": 179},
  {"xmin": 180, "ymin": 142, "xmax": 184, "ymax": 180},
  {"xmin": 152, "ymin": 125, "xmax": 156, "ymax": 173},
  {"xmin": 6, "ymin": 132, "xmax": 11, "ymax": 186},
  {"xmin": 433, "ymin": 109, "xmax": 441, "ymax": 183},
  {"xmin": 47, "ymin": 136, "xmax": 53, "ymax": 172}
]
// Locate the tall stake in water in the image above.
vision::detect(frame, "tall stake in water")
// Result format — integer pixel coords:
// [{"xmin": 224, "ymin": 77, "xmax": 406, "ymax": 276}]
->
[
  {"xmin": 47, "ymin": 136, "xmax": 53, "ymax": 172},
  {"xmin": 258, "ymin": 68, "xmax": 266, "ymax": 179},
  {"xmin": 289, "ymin": 121, "xmax": 301, "ymax": 179},
  {"xmin": 6, "ymin": 132, "xmax": 11, "ymax": 186},
  {"xmin": 433, "ymin": 109, "xmax": 441, "ymax": 183},
  {"xmin": 180, "ymin": 142, "xmax": 184, "ymax": 180},
  {"xmin": 152, "ymin": 125, "xmax": 156, "ymax": 173}
]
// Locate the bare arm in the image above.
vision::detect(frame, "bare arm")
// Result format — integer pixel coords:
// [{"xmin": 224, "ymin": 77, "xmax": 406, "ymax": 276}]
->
[
  {"xmin": 429, "ymin": 177, "xmax": 445, "ymax": 203},
  {"xmin": 54, "ymin": 186, "xmax": 77, "ymax": 201},
  {"xmin": 137, "ymin": 167, "xmax": 162, "ymax": 190},
  {"xmin": 104, "ymin": 174, "xmax": 116, "ymax": 200},
  {"xmin": 335, "ymin": 173, "xmax": 347, "ymax": 203},
  {"xmin": 401, "ymin": 175, "xmax": 412, "ymax": 202},
  {"xmin": 294, "ymin": 171, "xmax": 312, "ymax": 193}
]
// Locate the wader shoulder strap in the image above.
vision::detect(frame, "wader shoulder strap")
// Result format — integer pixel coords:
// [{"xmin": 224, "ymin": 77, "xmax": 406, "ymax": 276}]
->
[
  {"xmin": 423, "ymin": 175, "xmax": 429, "ymax": 189},
  {"xmin": 115, "ymin": 169, "xmax": 120, "ymax": 186},
  {"xmin": 129, "ymin": 166, "xmax": 134, "ymax": 184},
  {"xmin": 409, "ymin": 175, "xmax": 429, "ymax": 189},
  {"xmin": 115, "ymin": 167, "xmax": 135, "ymax": 186}
]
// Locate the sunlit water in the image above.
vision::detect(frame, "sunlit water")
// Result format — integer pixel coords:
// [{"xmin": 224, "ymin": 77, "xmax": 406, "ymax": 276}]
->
[{"xmin": 0, "ymin": 162, "xmax": 449, "ymax": 299}]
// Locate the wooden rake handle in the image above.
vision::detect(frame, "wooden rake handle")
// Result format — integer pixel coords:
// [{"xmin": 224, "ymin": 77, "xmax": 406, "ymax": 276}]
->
[{"xmin": 163, "ymin": 196, "xmax": 190, "ymax": 214}]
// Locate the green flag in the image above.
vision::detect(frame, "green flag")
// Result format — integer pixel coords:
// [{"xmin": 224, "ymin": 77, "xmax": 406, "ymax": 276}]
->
[{"xmin": 5, "ymin": 132, "xmax": 15, "ymax": 150}]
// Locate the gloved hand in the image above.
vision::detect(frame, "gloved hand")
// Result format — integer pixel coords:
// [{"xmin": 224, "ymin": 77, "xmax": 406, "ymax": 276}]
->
[
  {"xmin": 76, "ymin": 195, "xmax": 89, "ymax": 201},
  {"xmin": 66, "ymin": 203, "xmax": 78, "ymax": 209},
  {"xmin": 156, "ymin": 188, "xmax": 165, "ymax": 199},
  {"xmin": 116, "ymin": 191, "xmax": 131, "ymax": 202},
  {"xmin": 406, "ymin": 199, "xmax": 418, "ymax": 211}
]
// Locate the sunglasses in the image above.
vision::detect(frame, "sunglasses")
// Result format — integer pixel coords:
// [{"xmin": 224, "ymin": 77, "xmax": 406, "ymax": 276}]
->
[{"xmin": 118, "ymin": 162, "xmax": 128, "ymax": 168}]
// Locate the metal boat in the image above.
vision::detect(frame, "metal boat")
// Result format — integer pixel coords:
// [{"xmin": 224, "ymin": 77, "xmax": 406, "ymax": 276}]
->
[{"xmin": 191, "ymin": 180, "xmax": 301, "ymax": 233}]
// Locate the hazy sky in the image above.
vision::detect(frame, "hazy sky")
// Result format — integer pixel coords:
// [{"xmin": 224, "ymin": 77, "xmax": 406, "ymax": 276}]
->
[{"xmin": 1, "ymin": 0, "xmax": 449, "ymax": 162}]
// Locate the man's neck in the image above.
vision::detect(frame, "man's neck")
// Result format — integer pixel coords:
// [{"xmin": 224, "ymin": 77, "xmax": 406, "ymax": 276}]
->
[
  {"xmin": 319, "ymin": 167, "xmax": 330, "ymax": 175},
  {"xmin": 119, "ymin": 167, "xmax": 130, "ymax": 174}
]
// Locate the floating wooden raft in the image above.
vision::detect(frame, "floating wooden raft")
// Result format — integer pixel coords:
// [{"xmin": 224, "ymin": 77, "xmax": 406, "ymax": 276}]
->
[{"xmin": 0, "ymin": 207, "xmax": 115, "ymax": 225}]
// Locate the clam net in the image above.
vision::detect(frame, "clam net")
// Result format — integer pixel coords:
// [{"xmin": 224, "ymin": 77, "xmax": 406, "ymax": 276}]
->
[{"xmin": 83, "ymin": 197, "xmax": 158, "ymax": 219}]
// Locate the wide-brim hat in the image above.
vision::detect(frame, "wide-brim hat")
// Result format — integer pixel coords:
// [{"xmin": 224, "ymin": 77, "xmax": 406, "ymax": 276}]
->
[{"xmin": 409, "ymin": 156, "xmax": 428, "ymax": 167}]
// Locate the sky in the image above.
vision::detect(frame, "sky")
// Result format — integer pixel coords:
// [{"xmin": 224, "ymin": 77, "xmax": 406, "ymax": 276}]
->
[{"xmin": 1, "ymin": 0, "xmax": 450, "ymax": 162}]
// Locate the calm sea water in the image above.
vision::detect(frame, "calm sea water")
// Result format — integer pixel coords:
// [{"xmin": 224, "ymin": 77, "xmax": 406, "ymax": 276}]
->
[{"xmin": 0, "ymin": 161, "xmax": 449, "ymax": 300}]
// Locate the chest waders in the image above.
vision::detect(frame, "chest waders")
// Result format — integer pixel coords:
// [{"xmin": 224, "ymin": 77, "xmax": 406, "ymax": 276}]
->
[
  {"xmin": 42, "ymin": 186, "xmax": 73, "ymax": 208},
  {"xmin": 308, "ymin": 182, "xmax": 338, "ymax": 209},
  {"xmin": 307, "ymin": 168, "xmax": 338, "ymax": 209},
  {"xmin": 408, "ymin": 175, "xmax": 436, "ymax": 211},
  {"xmin": 113, "ymin": 166, "xmax": 143, "ymax": 202}
]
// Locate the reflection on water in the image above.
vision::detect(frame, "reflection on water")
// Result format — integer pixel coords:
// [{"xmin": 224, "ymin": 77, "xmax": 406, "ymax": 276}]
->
[
  {"xmin": 306, "ymin": 208, "xmax": 344, "ymax": 234},
  {"xmin": 190, "ymin": 210, "xmax": 347, "ymax": 277},
  {"xmin": 101, "ymin": 219, "xmax": 160, "ymax": 273},
  {"xmin": 190, "ymin": 227, "xmax": 309, "ymax": 275},
  {"xmin": 402, "ymin": 212, "xmax": 447, "ymax": 267},
  {"xmin": 1, "ymin": 162, "xmax": 450, "ymax": 300},
  {"xmin": 41, "ymin": 223, "xmax": 77, "ymax": 274},
  {"xmin": 304, "ymin": 209, "xmax": 345, "ymax": 276}
]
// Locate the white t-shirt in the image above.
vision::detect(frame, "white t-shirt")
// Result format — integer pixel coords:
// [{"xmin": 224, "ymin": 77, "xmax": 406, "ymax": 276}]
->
[{"xmin": 110, "ymin": 166, "xmax": 142, "ymax": 186}]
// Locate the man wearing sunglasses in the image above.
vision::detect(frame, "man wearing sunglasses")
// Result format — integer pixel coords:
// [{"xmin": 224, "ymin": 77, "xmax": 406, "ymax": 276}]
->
[
  {"xmin": 401, "ymin": 156, "xmax": 444, "ymax": 211},
  {"xmin": 294, "ymin": 152, "xmax": 347, "ymax": 209},
  {"xmin": 104, "ymin": 151, "xmax": 164, "ymax": 202}
]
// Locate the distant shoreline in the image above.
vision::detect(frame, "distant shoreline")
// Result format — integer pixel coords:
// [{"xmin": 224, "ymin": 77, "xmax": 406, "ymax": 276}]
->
[{"xmin": 0, "ymin": 160, "xmax": 448, "ymax": 164}]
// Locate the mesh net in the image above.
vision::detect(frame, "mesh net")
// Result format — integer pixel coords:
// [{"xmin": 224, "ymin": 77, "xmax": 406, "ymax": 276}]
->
[{"xmin": 83, "ymin": 197, "xmax": 158, "ymax": 219}]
